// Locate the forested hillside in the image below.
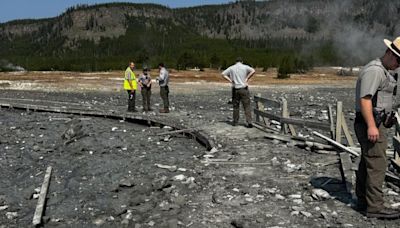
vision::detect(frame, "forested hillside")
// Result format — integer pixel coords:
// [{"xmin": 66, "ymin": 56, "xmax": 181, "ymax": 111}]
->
[{"xmin": 0, "ymin": 0, "xmax": 399, "ymax": 71}]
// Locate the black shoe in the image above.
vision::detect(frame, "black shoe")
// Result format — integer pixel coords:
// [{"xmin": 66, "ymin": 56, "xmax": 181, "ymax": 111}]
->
[
  {"xmin": 365, "ymin": 208, "xmax": 400, "ymax": 219},
  {"xmin": 246, "ymin": 123, "xmax": 253, "ymax": 128},
  {"xmin": 232, "ymin": 122, "xmax": 238, "ymax": 126},
  {"xmin": 353, "ymin": 203, "xmax": 367, "ymax": 212}
]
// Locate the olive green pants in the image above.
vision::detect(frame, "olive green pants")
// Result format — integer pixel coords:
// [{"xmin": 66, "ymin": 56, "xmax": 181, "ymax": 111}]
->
[
  {"xmin": 141, "ymin": 87, "xmax": 151, "ymax": 111},
  {"xmin": 354, "ymin": 121, "xmax": 387, "ymax": 213},
  {"xmin": 160, "ymin": 86, "xmax": 169, "ymax": 109},
  {"xmin": 232, "ymin": 87, "xmax": 252, "ymax": 124}
]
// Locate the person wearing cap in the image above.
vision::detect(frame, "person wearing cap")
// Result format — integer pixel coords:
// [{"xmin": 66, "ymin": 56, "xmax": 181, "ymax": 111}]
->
[
  {"xmin": 138, "ymin": 68, "xmax": 152, "ymax": 112},
  {"xmin": 124, "ymin": 62, "xmax": 138, "ymax": 112},
  {"xmin": 222, "ymin": 57, "xmax": 256, "ymax": 128},
  {"xmin": 156, "ymin": 63, "xmax": 170, "ymax": 113},
  {"xmin": 354, "ymin": 37, "xmax": 400, "ymax": 219}
]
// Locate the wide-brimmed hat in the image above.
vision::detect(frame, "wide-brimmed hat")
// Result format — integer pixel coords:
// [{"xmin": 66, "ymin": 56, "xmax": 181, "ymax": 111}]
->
[{"xmin": 384, "ymin": 37, "xmax": 400, "ymax": 57}]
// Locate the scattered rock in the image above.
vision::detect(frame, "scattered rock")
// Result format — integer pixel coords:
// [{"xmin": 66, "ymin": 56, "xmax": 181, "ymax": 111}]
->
[
  {"xmin": 6, "ymin": 212, "xmax": 18, "ymax": 220},
  {"xmin": 155, "ymin": 164, "xmax": 177, "ymax": 172},
  {"xmin": 311, "ymin": 188, "xmax": 331, "ymax": 200}
]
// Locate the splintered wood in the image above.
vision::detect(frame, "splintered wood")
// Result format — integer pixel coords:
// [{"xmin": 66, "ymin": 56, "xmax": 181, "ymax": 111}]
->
[{"xmin": 339, "ymin": 153, "xmax": 356, "ymax": 195}]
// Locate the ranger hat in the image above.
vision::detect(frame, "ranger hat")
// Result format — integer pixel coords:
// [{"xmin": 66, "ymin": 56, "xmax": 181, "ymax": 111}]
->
[{"xmin": 384, "ymin": 37, "xmax": 400, "ymax": 57}]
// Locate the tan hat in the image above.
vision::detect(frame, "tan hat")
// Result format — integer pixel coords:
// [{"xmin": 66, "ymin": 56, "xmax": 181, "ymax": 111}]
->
[{"xmin": 384, "ymin": 37, "xmax": 400, "ymax": 57}]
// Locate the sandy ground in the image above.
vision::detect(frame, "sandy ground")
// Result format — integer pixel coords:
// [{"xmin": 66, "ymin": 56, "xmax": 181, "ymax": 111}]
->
[{"xmin": 1, "ymin": 69, "xmax": 400, "ymax": 227}]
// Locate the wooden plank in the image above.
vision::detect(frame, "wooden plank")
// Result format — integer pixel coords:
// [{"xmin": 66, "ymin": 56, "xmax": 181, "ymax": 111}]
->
[
  {"xmin": 328, "ymin": 105, "xmax": 335, "ymax": 139},
  {"xmin": 253, "ymin": 96, "xmax": 281, "ymax": 108},
  {"xmin": 281, "ymin": 98, "xmax": 289, "ymax": 134},
  {"xmin": 335, "ymin": 102, "xmax": 343, "ymax": 143},
  {"xmin": 313, "ymin": 131, "xmax": 360, "ymax": 157},
  {"xmin": 262, "ymin": 131, "xmax": 334, "ymax": 150},
  {"xmin": 254, "ymin": 109, "xmax": 331, "ymax": 131},
  {"xmin": 281, "ymin": 98, "xmax": 296, "ymax": 136},
  {"xmin": 340, "ymin": 153, "xmax": 356, "ymax": 195},
  {"xmin": 32, "ymin": 166, "xmax": 52, "ymax": 226},
  {"xmin": 255, "ymin": 93, "xmax": 268, "ymax": 125},
  {"xmin": 393, "ymin": 135, "xmax": 400, "ymax": 154},
  {"xmin": 201, "ymin": 161, "xmax": 270, "ymax": 165},
  {"xmin": 395, "ymin": 111, "xmax": 400, "ymax": 136},
  {"xmin": 341, "ymin": 113, "xmax": 355, "ymax": 146},
  {"xmin": 391, "ymin": 159, "xmax": 400, "ymax": 173},
  {"xmin": 156, "ymin": 128, "xmax": 195, "ymax": 136},
  {"xmin": 287, "ymin": 111, "xmax": 297, "ymax": 136},
  {"xmin": 385, "ymin": 171, "xmax": 400, "ymax": 187},
  {"xmin": 252, "ymin": 122, "xmax": 280, "ymax": 133}
]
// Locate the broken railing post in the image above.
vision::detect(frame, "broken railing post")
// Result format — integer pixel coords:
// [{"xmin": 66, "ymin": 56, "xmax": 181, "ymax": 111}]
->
[
  {"xmin": 312, "ymin": 131, "xmax": 359, "ymax": 157},
  {"xmin": 328, "ymin": 104, "xmax": 335, "ymax": 139},
  {"xmin": 335, "ymin": 101, "xmax": 343, "ymax": 143},
  {"xmin": 255, "ymin": 93, "xmax": 267, "ymax": 125},
  {"xmin": 32, "ymin": 166, "xmax": 52, "ymax": 226},
  {"xmin": 281, "ymin": 98, "xmax": 296, "ymax": 136}
]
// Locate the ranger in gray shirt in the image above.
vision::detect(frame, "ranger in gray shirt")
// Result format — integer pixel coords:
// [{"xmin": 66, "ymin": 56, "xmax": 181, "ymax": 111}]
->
[
  {"xmin": 157, "ymin": 63, "xmax": 170, "ymax": 113},
  {"xmin": 354, "ymin": 37, "xmax": 400, "ymax": 219},
  {"xmin": 222, "ymin": 57, "xmax": 256, "ymax": 128}
]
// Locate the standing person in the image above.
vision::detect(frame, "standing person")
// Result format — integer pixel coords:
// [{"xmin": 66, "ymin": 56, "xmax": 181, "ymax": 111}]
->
[
  {"xmin": 157, "ymin": 63, "xmax": 170, "ymax": 113},
  {"xmin": 354, "ymin": 37, "xmax": 400, "ymax": 219},
  {"xmin": 222, "ymin": 57, "xmax": 255, "ymax": 128},
  {"xmin": 138, "ymin": 68, "xmax": 152, "ymax": 112},
  {"xmin": 124, "ymin": 62, "xmax": 138, "ymax": 112}
]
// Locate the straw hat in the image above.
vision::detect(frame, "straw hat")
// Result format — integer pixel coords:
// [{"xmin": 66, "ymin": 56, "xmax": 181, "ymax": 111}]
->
[{"xmin": 384, "ymin": 37, "xmax": 400, "ymax": 57}]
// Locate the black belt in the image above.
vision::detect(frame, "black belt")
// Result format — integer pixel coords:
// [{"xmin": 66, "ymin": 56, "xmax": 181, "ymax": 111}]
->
[{"xmin": 233, "ymin": 86, "xmax": 248, "ymax": 90}]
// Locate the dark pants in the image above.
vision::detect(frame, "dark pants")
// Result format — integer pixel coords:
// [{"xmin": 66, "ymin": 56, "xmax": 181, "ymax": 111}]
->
[
  {"xmin": 160, "ymin": 86, "xmax": 169, "ymax": 109},
  {"xmin": 126, "ymin": 90, "xmax": 136, "ymax": 111},
  {"xmin": 232, "ymin": 87, "xmax": 252, "ymax": 124},
  {"xmin": 141, "ymin": 87, "xmax": 151, "ymax": 111},
  {"xmin": 354, "ymin": 119, "xmax": 387, "ymax": 213}
]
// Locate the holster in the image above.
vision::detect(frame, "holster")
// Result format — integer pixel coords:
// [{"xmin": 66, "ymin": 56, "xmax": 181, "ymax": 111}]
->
[{"xmin": 373, "ymin": 110, "xmax": 396, "ymax": 128}]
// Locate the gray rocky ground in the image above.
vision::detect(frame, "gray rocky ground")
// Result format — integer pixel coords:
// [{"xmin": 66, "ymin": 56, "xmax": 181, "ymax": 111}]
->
[{"xmin": 1, "ymin": 84, "xmax": 400, "ymax": 227}]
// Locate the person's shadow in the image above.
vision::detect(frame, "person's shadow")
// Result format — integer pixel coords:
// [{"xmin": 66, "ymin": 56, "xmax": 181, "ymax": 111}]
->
[{"xmin": 310, "ymin": 176, "xmax": 353, "ymax": 205}]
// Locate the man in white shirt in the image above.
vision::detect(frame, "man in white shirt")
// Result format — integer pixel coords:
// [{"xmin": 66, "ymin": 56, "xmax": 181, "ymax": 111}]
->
[
  {"xmin": 157, "ymin": 63, "xmax": 170, "ymax": 113},
  {"xmin": 222, "ymin": 57, "xmax": 256, "ymax": 128}
]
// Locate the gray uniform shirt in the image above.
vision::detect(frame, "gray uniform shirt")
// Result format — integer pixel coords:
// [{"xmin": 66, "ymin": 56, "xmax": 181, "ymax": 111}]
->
[
  {"xmin": 157, "ymin": 67, "xmax": 169, "ymax": 87},
  {"xmin": 138, "ymin": 73, "xmax": 151, "ymax": 88},
  {"xmin": 222, "ymin": 62, "xmax": 255, "ymax": 89},
  {"xmin": 355, "ymin": 58, "xmax": 395, "ymax": 112}
]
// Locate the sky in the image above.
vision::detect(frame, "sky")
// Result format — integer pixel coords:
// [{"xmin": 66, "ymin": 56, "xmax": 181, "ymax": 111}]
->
[{"xmin": 0, "ymin": 0, "xmax": 233, "ymax": 23}]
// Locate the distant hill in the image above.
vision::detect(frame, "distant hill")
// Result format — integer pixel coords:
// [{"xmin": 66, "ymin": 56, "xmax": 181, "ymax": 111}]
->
[{"xmin": 1, "ymin": 0, "xmax": 399, "ymax": 71}]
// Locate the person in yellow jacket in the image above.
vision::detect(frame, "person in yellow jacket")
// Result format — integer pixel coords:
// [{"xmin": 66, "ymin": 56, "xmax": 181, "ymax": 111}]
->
[{"xmin": 124, "ymin": 62, "xmax": 138, "ymax": 112}]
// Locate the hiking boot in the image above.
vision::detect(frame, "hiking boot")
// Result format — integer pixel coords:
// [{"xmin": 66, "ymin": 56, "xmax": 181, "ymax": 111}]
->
[
  {"xmin": 246, "ymin": 123, "xmax": 253, "ymax": 128},
  {"xmin": 232, "ymin": 122, "xmax": 238, "ymax": 126},
  {"xmin": 365, "ymin": 208, "xmax": 400, "ymax": 219},
  {"xmin": 159, "ymin": 108, "xmax": 169, "ymax": 113},
  {"xmin": 352, "ymin": 202, "xmax": 367, "ymax": 212}
]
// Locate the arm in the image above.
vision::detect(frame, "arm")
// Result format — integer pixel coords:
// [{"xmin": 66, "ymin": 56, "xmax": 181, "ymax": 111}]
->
[
  {"xmin": 138, "ymin": 77, "xmax": 143, "ymax": 88},
  {"xmin": 147, "ymin": 75, "xmax": 152, "ymax": 87},
  {"xmin": 360, "ymin": 96, "xmax": 379, "ymax": 143},
  {"xmin": 221, "ymin": 68, "xmax": 233, "ymax": 83},
  {"xmin": 245, "ymin": 68, "xmax": 256, "ymax": 82},
  {"xmin": 222, "ymin": 73, "xmax": 233, "ymax": 83}
]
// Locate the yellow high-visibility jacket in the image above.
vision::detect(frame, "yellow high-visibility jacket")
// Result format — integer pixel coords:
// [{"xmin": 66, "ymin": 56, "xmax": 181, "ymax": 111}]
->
[{"xmin": 124, "ymin": 67, "xmax": 137, "ymax": 90}]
